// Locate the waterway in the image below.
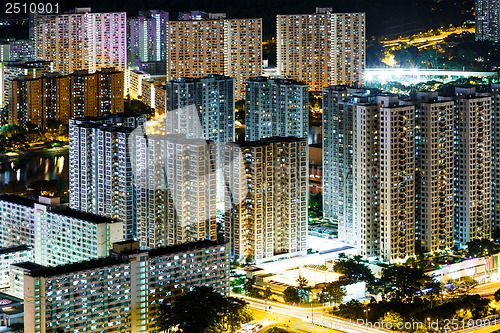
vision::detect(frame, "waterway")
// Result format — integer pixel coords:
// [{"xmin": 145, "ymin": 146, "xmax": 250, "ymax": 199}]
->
[{"xmin": 0, "ymin": 147, "xmax": 69, "ymax": 190}]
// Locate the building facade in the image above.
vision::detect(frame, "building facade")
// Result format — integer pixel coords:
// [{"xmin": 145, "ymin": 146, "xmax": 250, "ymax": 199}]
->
[
  {"xmin": 322, "ymin": 86, "xmax": 375, "ymax": 244},
  {"xmin": 133, "ymin": 134, "xmax": 217, "ymax": 248},
  {"xmin": 128, "ymin": 10, "xmax": 169, "ymax": 65},
  {"xmin": 491, "ymin": 84, "xmax": 500, "ymax": 232},
  {"xmin": 277, "ymin": 8, "xmax": 365, "ymax": 91},
  {"xmin": 165, "ymin": 18, "xmax": 262, "ymax": 100},
  {"xmin": 0, "ymin": 60, "xmax": 52, "ymax": 109},
  {"xmin": 454, "ymin": 88, "xmax": 492, "ymax": 245},
  {"xmin": 69, "ymin": 114, "xmax": 146, "ymax": 240},
  {"xmin": 10, "ymin": 68, "xmax": 124, "ymax": 127},
  {"xmin": 23, "ymin": 240, "xmax": 229, "ymax": 333},
  {"xmin": 0, "ymin": 195, "xmax": 123, "ymax": 267},
  {"xmin": 476, "ymin": 0, "xmax": 500, "ymax": 42},
  {"xmin": 414, "ymin": 93, "xmax": 454, "ymax": 253},
  {"xmin": 245, "ymin": 77, "xmax": 308, "ymax": 141},
  {"xmin": 34, "ymin": 8, "xmax": 127, "ymax": 75},
  {"xmin": 224, "ymin": 138, "xmax": 308, "ymax": 262},
  {"xmin": 0, "ymin": 245, "xmax": 33, "ymax": 291}
]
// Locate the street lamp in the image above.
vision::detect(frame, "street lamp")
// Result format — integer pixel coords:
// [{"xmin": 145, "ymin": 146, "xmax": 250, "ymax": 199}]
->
[{"xmin": 364, "ymin": 308, "xmax": 371, "ymax": 333}]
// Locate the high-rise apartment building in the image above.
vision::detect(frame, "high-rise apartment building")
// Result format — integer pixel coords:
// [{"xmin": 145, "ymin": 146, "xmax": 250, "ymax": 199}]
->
[
  {"xmin": 9, "ymin": 40, "xmax": 35, "ymax": 61},
  {"xmin": 354, "ymin": 95, "xmax": 415, "ymax": 262},
  {"xmin": 356, "ymin": 102, "xmax": 381, "ymax": 259},
  {"xmin": 414, "ymin": 92, "xmax": 454, "ymax": 253},
  {"xmin": 133, "ymin": 134, "xmax": 217, "ymax": 248},
  {"xmin": 0, "ymin": 60, "xmax": 52, "ymax": 108},
  {"xmin": 454, "ymin": 88, "xmax": 492, "ymax": 245},
  {"xmin": 491, "ymin": 84, "xmax": 500, "ymax": 231},
  {"xmin": 0, "ymin": 195, "xmax": 123, "ymax": 267},
  {"xmin": 322, "ymin": 86, "xmax": 373, "ymax": 244},
  {"xmin": 165, "ymin": 18, "xmax": 262, "ymax": 100},
  {"xmin": 476, "ymin": 0, "xmax": 500, "ymax": 42},
  {"xmin": 224, "ymin": 137, "xmax": 308, "ymax": 262},
  {"xmin": 10, "ymin": 68, "xmax": 124, "ymax": 127},
  {"xmin": 34, "ymin": 8, "xmax": 127, "ymax": 75},
  {"xmin": 379, "ymin": 96, "xmax": 416, "ymax": 262},
  {"xmin": 69, "ymin": 114, "xmax": 146, "ymax": 240},
  {"xmin": 23, "ymin": 240, "xmax": 229, "ymax": 333},
  {"xmin": 128, "ymin": 10, "xmax": 169, "ymax": 65},
  {"xmin": 277, "ymin": 8, "xmax": 365, "ymax": 91},
  {"xmin": 165, "ymin": 75, "xmax": 235, "ymax": 142},
  {"xmin": 245, "ymin": 77, "xmax": 308, "ymax": 141}
]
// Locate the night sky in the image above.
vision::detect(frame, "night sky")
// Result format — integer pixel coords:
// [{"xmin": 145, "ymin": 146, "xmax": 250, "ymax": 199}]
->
[{"xmin": 1, "ymin": 0, "xmax": 473, "ymax": 39}]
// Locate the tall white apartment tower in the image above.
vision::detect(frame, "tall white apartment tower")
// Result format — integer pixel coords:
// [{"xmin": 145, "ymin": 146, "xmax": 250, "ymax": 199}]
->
[
  {"xmin": 245, "ymin": 77, "xmax": 308, "ymax": 141},
  {"xmin": 34, "ymin": 8, "xmax": 127, "ymax": 75},
  {"xmin": 379, "ymin": 96, "xmax": 415, "ymax": 262},
  {"xmin": 491, "ymin": 84, "xmax": 500, "ymax": 231},
  {"xmin": 133, "ymin": 134, "xmax": 217, "ymax": 248},
  {"xmin": 69, "ymin": 114, "xmax": 146, "ymax": 240},
  {"xmin": 166, "ymin": 17, "xmax": 262, "ymax": 100},
  {"xmin": 414, "ymin": 92, "xmax": 454, "ymax": 253},
  {"xmin": 277, "ymin": 8, "xmax": 365, "ymax": 91},
  {"xmin": 224, "ymin": 138, "xmax": 308, "ymax": 262},
  {"xmin": 322, "ymin": 86, "xmax": 372, "ymax": 244},
  {"xmin": 356, "ymin": 102, "xmax": 381, "ymax": 259},
  {"xmin": 454, "ymin": 87, "xmax": 492, "ymax": 245},
  {"xmin": 355, "ymin": 96, "xmax": 415, "ymax": 262}
]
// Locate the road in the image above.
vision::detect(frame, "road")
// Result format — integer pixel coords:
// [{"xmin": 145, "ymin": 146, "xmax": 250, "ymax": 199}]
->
[
  {"xmin": 381, "ymin": 26, "xmax": 475, "ymax": 48},
  {"xmin": 236, "ymin": 295, "xmax": 388, "ymax": 333},
  {"xmin": 472, "ymin": 281, "xmax": 500, "ymax": 296}
]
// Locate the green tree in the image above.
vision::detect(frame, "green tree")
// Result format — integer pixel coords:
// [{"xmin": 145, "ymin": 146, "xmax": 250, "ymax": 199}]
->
[
  {"xmin": 379, "ymin": 311, "xmax": 404, "ymax": 330},
  {"xmin": 235, "ymin": 100, "xmax": 245, "ymax": 124},
  {"xmin": 320, "ymin": 282, "xmax": 347, "ymax": 306},
  {"xmin": 156, "ymin": 286, "xmax": 251, "ymax": 333},
  {"xmin": 333, "ymin": 258, "xmax": 375, "ymax": 284},
  {"xmin": 460, "ymin": 276, "xmax": 478, "ymax": 295},
  {"xmin": 223, "ymin": 298, "xmax": 253, "ymax": 332},
  {"xmin": 283, "ymin": 287, "xmax": 300, "ymax": 304},
  {"xmin": 296, "ymin": 275, "xmax": 309, "ymax": 302},
  {"xmin": 244, "ymin": 277, "xmax": 260, "ymax": 298},
  {"xmin": 263, "ymin": 286, "xmax": 273, "ymax": 300},
  {"xmin": 380, "ymin": 265, "xmax": 433, "ymax": 301},
  {"xmin": 8, "ymin": 323, "xmax": 24, "ymax": 333},
  {"xmin": 494, "ymin": 288, "xmax": 500, "ymax": 302}
]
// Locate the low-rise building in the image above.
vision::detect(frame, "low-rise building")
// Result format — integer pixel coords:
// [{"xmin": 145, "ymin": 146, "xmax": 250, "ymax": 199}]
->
[
  {"xmin": 0, "ymin": 195, "xmax": 123, "ymax": 267},
  {"xmin": 23, "ymin": 240, "xmax": 229, "ymax": 333},
  {"xmin": 0, "ymin": 245, "xmax": 33, "ymax": 291},
  {"xmin": 0, "ymin": 292, "xmax": 23, "ymax": 332}
]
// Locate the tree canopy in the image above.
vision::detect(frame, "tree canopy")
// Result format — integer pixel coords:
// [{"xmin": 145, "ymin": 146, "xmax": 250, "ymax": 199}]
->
[{"xmin": 156, "ymin": 286, "xmax": 252, "ymax": 333}]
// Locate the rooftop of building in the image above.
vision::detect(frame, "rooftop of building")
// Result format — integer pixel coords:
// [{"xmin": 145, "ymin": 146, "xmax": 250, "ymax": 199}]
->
[
  {"xmin": 0, "ymin": 194, "xmax": 116, "ymax": 224},
  {"xmin": 233, "ymin": 136, "xmax": 307, "ymax": 146},
  {"xmin": 168, "ymin": 74, "xmax": 233, "ymax": 83},
  {"xmin": 0, "ymin": 245, "xmax": 31, "ymax": 255},
  {"xmin": 147, "ymin": 239, "xmax": 226, "ymax": 258},
  {"xmin": 11, "ymin": 261, "xmax": 46, "ymax": 271},
  {"xmin": 0, "ymin": 292, "xmax": 23, "ymax": 315},
  {"xmin": 5, "ymin": 60, "xmax": 51, "ymax": 68},
  {"xmin": 26, "ymin": 240, "xmax": 227, "ymax": 278},
  {"xmin": 26, "ymin": 257, "xmax": 124, "ymax": 278},
  {"xmin": 247, "ymin": 76, "xmax": 307, "ymax": 86},
  {"xmin": 13, "ymin": 67, "xmax": 122, "ymax": 81}
]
